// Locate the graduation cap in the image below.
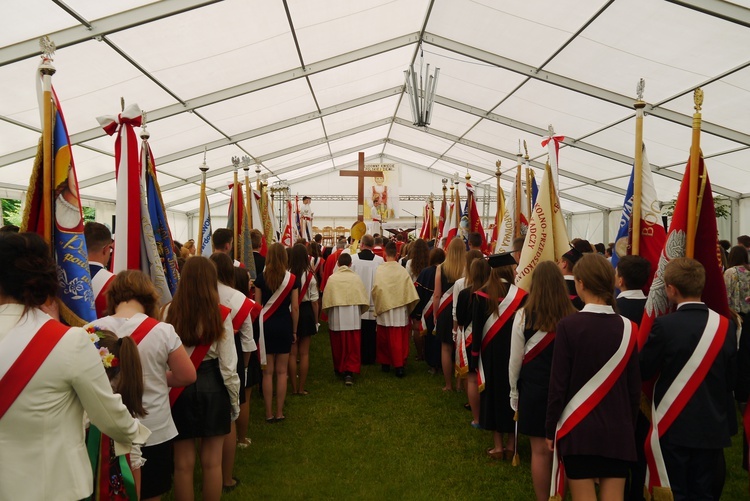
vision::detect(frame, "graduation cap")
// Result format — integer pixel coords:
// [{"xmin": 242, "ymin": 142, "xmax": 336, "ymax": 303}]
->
[
  {"xmin": 562, "ymin": 247, "xmax": 584, "ymax": 265},
  {"xmin": 487, "ymin": 252, "xmax": 517, "ymax": 268}
]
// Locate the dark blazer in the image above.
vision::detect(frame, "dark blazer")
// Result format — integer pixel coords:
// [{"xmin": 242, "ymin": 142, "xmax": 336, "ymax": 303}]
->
[
  {"xmin": 564, "ymin": 277, "xmax": 584, "ymax": 310},
  {"xmin": 253, "ymin": 251, "xmax": 265, "ymax": 277},
  {"xmin": 616, "ymin": 297, "xmax": 647, "ymax": 326},
  {"xmin": 640, "ymin": 303, "xmax": 737, "ymax": 449},
  {"xmin": 546, "ymin": 310, "xmax": 641, "ymax": 461}
]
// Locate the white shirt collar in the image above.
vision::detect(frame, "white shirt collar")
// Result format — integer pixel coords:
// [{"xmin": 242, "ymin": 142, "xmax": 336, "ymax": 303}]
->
[
  {"xmin": 581, "ymin": 303, "xmax": 615, "ymax": 314},
  {"xmin": 617, "ymin": 289, "xmax": 646, "ymax": 300},
  {"xmin": 563, "ymin": 275, "xmax": 574, "ymax": 280},
  {"xmin": 677, "ymin": 301, "xmax": 704, "ymax": 310}
]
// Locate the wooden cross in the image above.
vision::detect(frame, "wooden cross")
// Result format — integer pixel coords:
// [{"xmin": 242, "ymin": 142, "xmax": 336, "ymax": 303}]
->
[{"xmin": 339, "ymin": 152, "xmax": 383, "ymax": 222}]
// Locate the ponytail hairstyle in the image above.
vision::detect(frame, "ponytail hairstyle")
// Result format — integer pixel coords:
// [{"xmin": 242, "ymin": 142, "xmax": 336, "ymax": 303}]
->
[
  {"xmin": 90, "ymin": 329, "xmax": 147, "ymax": 418},
  {"xmin": 484, "ymin": 265, "xmax": 515, "ymax": 316},
  {"xmin": 572, "ymin": 253, "xmax": 617, "ymax": 309},
  {"xmin": 442, "ymin": 238, "xmax": 466, "ymax": 283}
]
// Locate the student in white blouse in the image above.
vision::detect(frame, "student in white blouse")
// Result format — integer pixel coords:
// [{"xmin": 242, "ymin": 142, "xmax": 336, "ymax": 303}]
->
[{"xmin": 0, "ymin": 232, "xmax": 150, "ymax": 501}]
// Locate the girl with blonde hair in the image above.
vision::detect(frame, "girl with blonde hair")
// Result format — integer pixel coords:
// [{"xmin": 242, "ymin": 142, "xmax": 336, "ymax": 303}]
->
[{"xmin": 434, "ymin": 238, "xmax": 466, "ymax": 390}]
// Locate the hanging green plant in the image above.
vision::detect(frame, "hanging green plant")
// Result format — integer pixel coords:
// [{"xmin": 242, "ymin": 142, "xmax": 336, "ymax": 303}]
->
[{"xmin": 661, "ymin": 196, "xmax": 730, "ymax": 219}]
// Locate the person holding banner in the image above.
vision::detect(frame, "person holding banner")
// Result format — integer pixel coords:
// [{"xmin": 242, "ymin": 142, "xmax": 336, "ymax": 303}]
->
[
  {"xmin": 0, "ymin": 232, "xmax": 150, "ymax": 501},
  {"xmin": 164, "ymin": 258, "xmax": 239, "ymax": 501},
  {"xmin": 508, "ymin": 261, "xmax": 576, "ymax": 501},
  {"xmin": 471, "ymin": 252, "xmax": 526, "ymax": 460},
  {"xmin": 254, "ymin": 243, "xmax": 299, "ymax": 422},
  {"xmin": 546, "ymin": 254, "xmax": 640, "ymax": 501},
  {"xmin": 93, "ymin": 270, "xmax": 196, "ymax": 501},
  {"xmin": 435, "ymin": 238, "xmax": 466, "ymax": 391},
  {"xmin": 640, "ymin": 258, "xmax": 737, "ymax": 501}
]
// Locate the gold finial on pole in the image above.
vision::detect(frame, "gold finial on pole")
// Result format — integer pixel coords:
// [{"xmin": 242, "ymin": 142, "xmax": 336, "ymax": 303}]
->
[
  {"xmin": 197, "ymin": 147, "xmax": 209, "ymax": 256},
  {"xmin": 231, "ymin": 156, "xmax": 240, "ymax": 260},
  {"xmin": 523, "ymin": 140, "xmax": 529, "ymax": 161},
  {"xmin": 686, "ymin": 88, "xmax": 703, "ymax": 258},
  {"xmin": 632, "ymin": 78, "xmax": 646, "ymax": 256},
  {"xmin": 120, "ymin": 97, "xmax": 125, "ymax": 113},
  {"xmin": 37, "ymin": 36, "xmax": 57, "ymax": 247},
  {"xmin": 242, "ymin": 156, "xmax": 252, "ymax": 232}
]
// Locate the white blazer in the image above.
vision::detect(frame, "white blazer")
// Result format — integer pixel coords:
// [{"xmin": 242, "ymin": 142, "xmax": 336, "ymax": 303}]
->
[{"xmin": 0, "ymin": 305, "xmax": 150, "ymax": 501}]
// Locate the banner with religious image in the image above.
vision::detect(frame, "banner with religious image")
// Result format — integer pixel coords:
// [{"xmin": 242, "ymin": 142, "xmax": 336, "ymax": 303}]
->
[{"xmin": 364, "ymin": 163, "xmax": 400, "ymax": 222}]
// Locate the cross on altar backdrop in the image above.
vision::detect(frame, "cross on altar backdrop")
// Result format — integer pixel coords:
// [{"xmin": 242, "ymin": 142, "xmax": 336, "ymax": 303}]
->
[{"xmin": 339, "ymin": 152, "xmax": 383, "ymax": 222}]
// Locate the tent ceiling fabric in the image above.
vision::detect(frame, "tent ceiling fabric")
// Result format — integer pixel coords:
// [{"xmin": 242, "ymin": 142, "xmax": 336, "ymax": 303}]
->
[{"xmin": 2, "ymin": 0, "xmax": 750, "ymax": 215}]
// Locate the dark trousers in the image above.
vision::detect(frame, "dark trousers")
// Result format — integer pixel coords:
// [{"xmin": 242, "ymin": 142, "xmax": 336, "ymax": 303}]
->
[
  {"xmin": 360, "ymin": 319, "xmax": 377, "ymax": 365},
  {"xmin": 661, "ymin": 443, "xmax": 721, "ymax": 501},
  {"xmin": 626, "ymin": 411, "xmax": 650, "ymax": 501}
]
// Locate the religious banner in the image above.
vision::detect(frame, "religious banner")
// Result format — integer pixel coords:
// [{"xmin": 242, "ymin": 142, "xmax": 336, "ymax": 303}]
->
[
  {"xmin": 515, "ymin": 163, "xmax": 569, "ymax": 292},
  {"xmin": 22, "ymin": 58, "xmax": 96, "ymax": 326},
  {"xmin": 364, "ymin": 163, "xmax": 400, "ymax": 221}
]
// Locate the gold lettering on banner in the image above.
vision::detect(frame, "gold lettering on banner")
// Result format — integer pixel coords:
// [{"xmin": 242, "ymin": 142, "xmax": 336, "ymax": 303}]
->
[{"xmin": 516, "ymin": 203, "xmax": 549, "ymax": 281}]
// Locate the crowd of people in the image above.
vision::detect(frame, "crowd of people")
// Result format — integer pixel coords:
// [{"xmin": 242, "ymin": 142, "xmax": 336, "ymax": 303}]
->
[{"xmin": 2, "ymin": 222, "xmax": 750, "ymax": 501}]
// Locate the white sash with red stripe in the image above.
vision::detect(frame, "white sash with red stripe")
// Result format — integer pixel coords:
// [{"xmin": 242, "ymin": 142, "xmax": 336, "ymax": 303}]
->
[
  {"xmin": 436, "ymin": 285, "xmax": 454, "ymax": 318},
  {"xmin": 477, "ymin": 285, "xmax": 526, "ymax": 392},
  {"xmin": 644, "ymin": 309, "xmax": 728, "ymax": 497},
  {"xmin": 169, "ymin": 305, "xmax": 231, "ymax": 405},
  {"xmin": 522, "ymin": 330, "xmax": 555, "ymax": 365},
  {"xmin": 228, "ymin": 292, "xmax": 254, "ymax": 332},
  {"xmin": 299, "ymin": 271, "xmax": 314, "ymax": 305},
  {"xmin": 420, "ymin": 296, "xmax": 434, "ymax": 332},
  {"xmin": 92, "ymin": 269, "xmax": 115, "ymax": 317},
  {"xmin": 454, "ymin": 324, "xmax": 472, "ymax": 376},
  {"xmin": 549, "ymin": 316, "xmax": 635, "ymax": 500},
  {"xmin": 258, "ymin": 272, "xmax": 295, "ymax": 366}
]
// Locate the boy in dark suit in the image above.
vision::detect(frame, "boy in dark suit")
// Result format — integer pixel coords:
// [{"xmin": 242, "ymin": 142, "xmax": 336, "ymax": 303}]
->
[
  {"xmin": 615, "ymin": 255, "xmax": 650, "ymax": 326},
  {"xmin": 640, "ymin": 258, "xmax": 737, "ymax": 501}
]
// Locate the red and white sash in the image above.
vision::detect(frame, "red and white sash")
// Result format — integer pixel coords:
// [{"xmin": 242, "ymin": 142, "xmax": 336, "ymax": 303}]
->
[
  {"xmin": 92, "ymin": 269, "xmax": 115, "ymax": 318},
  {"xmin": 129, "ymin": 316, "xmax": 159, "ymax": 345},
  {"xmin": 644, "ymin": 309, "xmax": 728, "ymax": 498},
  {"xmin": 522, "ymin": 330, "xmax": 555, "ymax": 365},
  {"xmin": 262, "ymin": 271, "xmax": 295, "ymax": 322},
  {"xmin": 0, "ymin": 310, "xmax": 70, "ymax": 419},
  {"xmin": 436, "ymin": 285, "xmax": 454, "ymax": 318},
  {"xmin": 420, "ymin": 296, "xmax": 434, "ymax": 332},
  {"xmin": 228, "ymin": 291, "xmax": 259, "ymax": 332},
  {"xmin": 298, "ymin": 270, "xmax": 314, "ymax": 305},
  {"xmin": 454, "ymin": 324, "xmax": 472, "ymax": 376},
  {"xmin": 310, "ymin": 256, "xmax": 323, "ymax": 275},
  {"xmin": 549, "ymin": 316, "xmax": 636, "ymax": 500},
  {"xmin": 477, "ymin": 285, "xmax": 527, "ymax": 392},
  {"xmin": 169, "ymin": 305, "xmax": 231, "ymax": 406}
]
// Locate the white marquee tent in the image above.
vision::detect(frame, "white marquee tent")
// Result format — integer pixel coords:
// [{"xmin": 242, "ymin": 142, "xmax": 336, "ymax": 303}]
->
[{"xmin": 1, "ymin": 0, "xmax": 750, "ymax": 244}]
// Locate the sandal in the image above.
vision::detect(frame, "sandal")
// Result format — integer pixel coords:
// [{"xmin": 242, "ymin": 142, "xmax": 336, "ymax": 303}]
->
[
  {"xmin": 298, "ymin": 390, "xmax": 309, "ymax": 396},
  {"xmin": 503, "ymin": 449, "xmax": 515, "ymax": 461},
  {"xmin": 486, "ymin": 447, "xmax": 504, "ymax": 460},
  {"xmin": 237, "ymin": 437, "xmax": 251, "ymax": 449},
  {"xmin": 274, "ymin": 415, "xmax": 286, "ymax": 423},
  {"xmin": 223, "ymin": 477, "xmax": 240, "ymax": 493},
  {"xmin": 265, "ymin": 417, "xmax": 275, "ymax": 424}
]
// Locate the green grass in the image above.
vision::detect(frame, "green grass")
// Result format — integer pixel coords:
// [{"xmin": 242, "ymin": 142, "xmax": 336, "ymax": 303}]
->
[{"xmin": 172, "ymin": 324, "xmax": 748, "ymax": 500}]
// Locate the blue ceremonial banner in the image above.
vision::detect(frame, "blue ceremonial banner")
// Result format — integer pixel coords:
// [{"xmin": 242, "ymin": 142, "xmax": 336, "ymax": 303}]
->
[
  {"xmin": 22, "ymin": 86, "xmax": 95, "ymax": 325},
  {"xmin": 200, "ymin": 193, "xmax": 212, "ymax": 256},
  {"xmin": 530, "ymin": 175, "xmax": 539, "ymax": 207},
  {"xmin": 611, "ymin": 167, "xmax": 634, "ymax": 270},
  {"xmin": 144, "ymin": 147, "xmax": 180, "ymax": 296}
]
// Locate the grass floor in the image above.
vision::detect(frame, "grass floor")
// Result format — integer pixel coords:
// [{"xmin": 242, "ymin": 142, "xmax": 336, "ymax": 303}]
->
[{"xmin": 173, "ymin": 324, "xmax": 748, "ymax": 500}]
